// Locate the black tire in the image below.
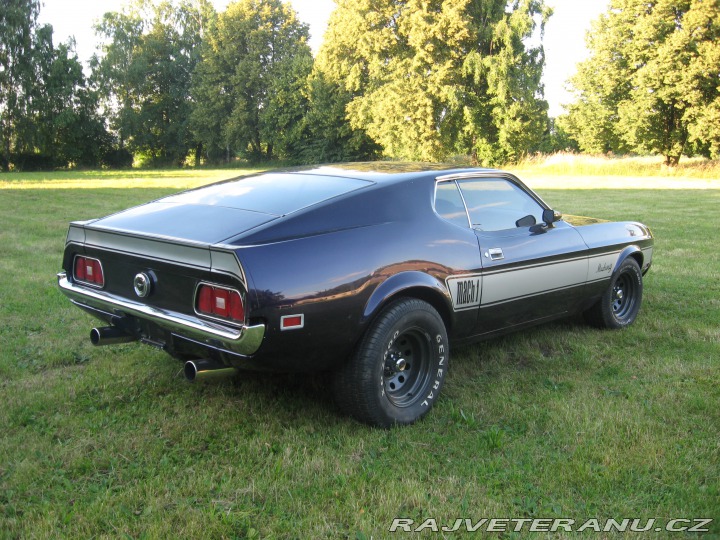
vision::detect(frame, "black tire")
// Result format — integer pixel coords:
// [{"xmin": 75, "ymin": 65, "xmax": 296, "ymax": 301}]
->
[
  {"xmin": 584, "ymin": 257, "xmax": 643, "ymax": 329},
  {"xmin": 333, "ymin": 298, "xmax": 449, "ymax": 428}
]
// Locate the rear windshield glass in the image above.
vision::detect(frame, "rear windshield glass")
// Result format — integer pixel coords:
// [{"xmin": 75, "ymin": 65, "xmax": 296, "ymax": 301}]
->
[{"xmin": 161, "ymin": 173, "xmax": 373, "ymax": 216}]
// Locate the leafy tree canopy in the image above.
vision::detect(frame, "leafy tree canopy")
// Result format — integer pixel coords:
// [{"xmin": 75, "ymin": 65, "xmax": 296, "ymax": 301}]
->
[
  {"xmin": 316, "ymin": 0, "xmax": 551, "ymax": 163},
  {"xmin": 563, "ymin": 0, "xmax": 720, "ymax": 165},
  {"xmin": 93, "ymin": 0, "xmax": 215, "ymax": 165},
  {"xmin": 0, "ymin": 0, "xmax": 41, "ymax": 169},
  {"xmin": 190, "ymin": 0, "xmax": 313, "ymax": 162},
  {"xmin": 1, "ymin": 0, "xmax": 113, "ymax": 170}
]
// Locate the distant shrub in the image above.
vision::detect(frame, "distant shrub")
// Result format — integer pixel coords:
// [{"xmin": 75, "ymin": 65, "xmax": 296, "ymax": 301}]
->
[
  {"xmin": 101, "ymin": 148, "xmax": 133, "ymax": 169},
  {"xmin": 11, "ymin": 153, "xmax": 59, "ymax": 171}
]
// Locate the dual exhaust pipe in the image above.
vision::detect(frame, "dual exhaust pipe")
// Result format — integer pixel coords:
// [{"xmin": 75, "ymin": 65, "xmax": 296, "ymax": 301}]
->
[
  {"xmin": 90, "ymin": 326, "xmax": 137, "ymax": 346},
  {"xmin": 183, "ymin": 359, "xmax": 237, "ymax": 382},
  {"xmin": 90, "ymin": 326, "xmax": 237, "ymax": 382}
]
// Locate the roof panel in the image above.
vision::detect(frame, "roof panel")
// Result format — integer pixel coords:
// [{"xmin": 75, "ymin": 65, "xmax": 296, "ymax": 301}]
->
[{"xmin": 162, "ymin": 173, "xmax": 373, "ymax": 216}]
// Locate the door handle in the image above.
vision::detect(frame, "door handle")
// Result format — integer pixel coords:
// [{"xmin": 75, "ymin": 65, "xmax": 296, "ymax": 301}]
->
[{"xmin": 487, "ymin": 248, "xmax": 504, "ymax": 261}]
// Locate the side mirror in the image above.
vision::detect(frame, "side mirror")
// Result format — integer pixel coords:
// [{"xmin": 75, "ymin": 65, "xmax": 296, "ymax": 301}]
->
[
  {"xmin": 531, "ymin": 209, "xmax": 562, "ymax": 233},
  {"xmin": 542, "ymin": 208, "xmax": 562, "ymax": 226},
  {"xmin": 515, "ymin": 214, "xmax": 537, "ymax": 228}
]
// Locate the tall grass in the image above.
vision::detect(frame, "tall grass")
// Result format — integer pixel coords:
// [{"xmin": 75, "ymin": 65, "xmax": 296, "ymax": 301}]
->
[
  {"xmin": 510, "ymin": 152, "xmax": 720, "ymax": 179},
  {"xmin": 0, "ymin": 167, "xmax": 262, "ymax": 190}
]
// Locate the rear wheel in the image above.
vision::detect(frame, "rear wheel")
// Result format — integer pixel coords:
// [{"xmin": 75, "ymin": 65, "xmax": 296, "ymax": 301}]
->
[
  {"xmin": 333, "ymin": 298, "xmax": 448, "ymax": 428},
  {"xmin": 584, "ymin": 257, "xmax": 643, "ymax": 329}
]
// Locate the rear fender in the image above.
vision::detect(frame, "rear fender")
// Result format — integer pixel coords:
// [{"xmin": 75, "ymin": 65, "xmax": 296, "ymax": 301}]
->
[{"xmin": 362, "ymin": 271, "xmax": 452, "ymax": 326}]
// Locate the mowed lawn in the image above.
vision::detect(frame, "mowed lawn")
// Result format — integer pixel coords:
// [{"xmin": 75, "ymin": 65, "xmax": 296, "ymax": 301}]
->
[{"xmin": 0, "ymin": 168, "xmax": 718, "ymax": 538}]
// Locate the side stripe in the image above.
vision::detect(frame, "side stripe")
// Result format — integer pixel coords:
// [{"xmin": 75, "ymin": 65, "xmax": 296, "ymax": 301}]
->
[
  {"xmin": 480, "ymin": 282, "xmax": 587, "ymax": 308},
  {"xmin": 446, "ymin": 249, "xmax": 623, "ymax": 312},
  {"xmin": 482, "ymin": 258, "xmax": 588, "ymax": 305}
]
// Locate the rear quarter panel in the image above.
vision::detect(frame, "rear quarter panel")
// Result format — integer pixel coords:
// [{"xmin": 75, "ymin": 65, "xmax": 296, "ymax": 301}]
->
[{"xmin": 234, "ymin": 181, "xmax": 482, "ymax": 371}]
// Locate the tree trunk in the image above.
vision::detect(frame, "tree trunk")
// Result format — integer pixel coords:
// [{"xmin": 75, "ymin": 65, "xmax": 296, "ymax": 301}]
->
[
  {"xmin": 664, "ymin": 154, "xmax": 680, "ymax": 167},
  {"xmin": 1, "ymin": 137, "xmax": 9, "ymax": 172}
]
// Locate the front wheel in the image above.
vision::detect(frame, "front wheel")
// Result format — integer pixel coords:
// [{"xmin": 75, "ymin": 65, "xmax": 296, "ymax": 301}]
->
[
  {"xmin": 584, "ymin": 257, "xmax": 643, "ymax": 329},
  {"xmin": 333, "ymin": 299, "xmax": 448, "ymax": 428}
]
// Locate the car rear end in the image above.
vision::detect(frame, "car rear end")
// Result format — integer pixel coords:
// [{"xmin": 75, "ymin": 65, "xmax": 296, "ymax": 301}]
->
[
  {"xmin": 58, "ymin": 220, "xmax": 264, "ymax": 371},
  {"xmin": 57, "ymin": 171, "xmax": 377, "ymax": 376}
]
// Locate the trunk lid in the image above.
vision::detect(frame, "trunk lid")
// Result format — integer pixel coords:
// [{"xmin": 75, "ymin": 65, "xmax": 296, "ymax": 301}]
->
[
  {"xmin": 88, "ymin": 202, "xmax": 278, "ymax": 245},
  {"xmin": 86, "ymin": 172, "xmax": 373, "ymax": 245}
]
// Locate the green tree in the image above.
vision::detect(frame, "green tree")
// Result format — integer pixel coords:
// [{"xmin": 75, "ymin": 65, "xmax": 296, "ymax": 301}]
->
[
  {"xmin": 0, "ymin": 0, "xmax": 41, "ymax": 170},
  {"xmin": 190, "ymin": 0, "xmax": 312, "ymax": 162},
  {"xmin": 460, "ymin": 0, "xmax": 552, "ymax": 164},
  {"xmin": 93, "ymin": 0, "xmax": 213, "ymax": 165},
  {"xmin": 565, "ymin": 0, "xmax": 720, "ymax": 165},
  {"xmin": 1, "ymin": 1, "xmax": 110, "ymax": 170},
  {"xmin": 316, "ymin": 0, "xmax": 551, "ymax": 163},
  {"xmin": 298, "ymin": 71, "xmax": 381, "ymax": 164},
  {"xmin": 32, "ymin": 32, "xmax": 112, "ymax": 167}
]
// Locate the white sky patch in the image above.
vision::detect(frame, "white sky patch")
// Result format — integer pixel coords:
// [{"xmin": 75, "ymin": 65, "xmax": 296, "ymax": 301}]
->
[{"xmin": 543, "ymin": 0, "xmax": 609, "ymax": 117}]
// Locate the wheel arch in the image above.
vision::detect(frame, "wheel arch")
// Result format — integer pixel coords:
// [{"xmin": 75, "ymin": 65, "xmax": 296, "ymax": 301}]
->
[
  {"xmin": 614, "ymin": 246, "xmax": 643, "ymax": 273},
  {"xmin": 362, "ymin": 271, "xmax": 454, "ymax": 334}
]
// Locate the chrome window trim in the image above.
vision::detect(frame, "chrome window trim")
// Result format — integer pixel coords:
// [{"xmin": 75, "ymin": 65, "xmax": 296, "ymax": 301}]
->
[
  {"xmin": 435, "ymin": 173, "xmax": 550, "ymax": 233},
  {"xmin": 433, "ymin": 179, "xmax": 472, "ymax": 229},
  {"xmin": 435, "ymin": 171, "xmax": 552, "ymax": 211},
  {"xmin": 454, "ymin": 180, "xmax": 473, "ymax": 228}
]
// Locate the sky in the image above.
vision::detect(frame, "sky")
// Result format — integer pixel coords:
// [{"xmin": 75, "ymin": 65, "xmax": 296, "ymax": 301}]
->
[{"xmin": 37, "ymin": 0, "xmax": 608, "ymax": 117}]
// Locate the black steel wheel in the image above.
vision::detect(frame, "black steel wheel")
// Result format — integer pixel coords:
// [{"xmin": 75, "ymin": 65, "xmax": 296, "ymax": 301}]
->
[
  {"xmin": 333, "ymin": 298, "xmax": 448, "ymax": 428},
  {"xmin": 383, "ymin": 328, "xmax": 433, "ymax": 407},
  {"xmin": 584, "ymin": 257, "xmax": 643, "ymax": 329}
]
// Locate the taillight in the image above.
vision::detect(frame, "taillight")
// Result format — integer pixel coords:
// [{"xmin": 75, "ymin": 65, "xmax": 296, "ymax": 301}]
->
[
  {"xmin": 213, "ymin": 288, "xmax": 230, "ymax": 318},
  {"xmin": 73, "ymin": 256, "xmax": 105, "ymax": 287},
  {"xmin": 195, "ymin": 284, "xmax": 245, "ymax": 323}
]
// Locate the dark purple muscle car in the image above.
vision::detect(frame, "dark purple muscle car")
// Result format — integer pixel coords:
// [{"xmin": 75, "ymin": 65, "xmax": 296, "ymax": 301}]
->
[{"xmin": 58, "ymin": 164, "xmax": 653, "ymax": 427}]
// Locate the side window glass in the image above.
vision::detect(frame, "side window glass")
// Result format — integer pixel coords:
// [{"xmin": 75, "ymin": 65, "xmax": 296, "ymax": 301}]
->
[
  {"xmin": 457, "ymin": 178, "xmax": 544, "ymax": 232},
  {"xmin": 435, "ymin": 181, "xmax": 469, "ymax": 228}
]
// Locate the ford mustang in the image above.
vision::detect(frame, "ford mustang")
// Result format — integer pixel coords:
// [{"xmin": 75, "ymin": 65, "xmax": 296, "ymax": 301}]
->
[{"xmin": 58, "ymin": 164, "xmax": 653, "ymax": 427}]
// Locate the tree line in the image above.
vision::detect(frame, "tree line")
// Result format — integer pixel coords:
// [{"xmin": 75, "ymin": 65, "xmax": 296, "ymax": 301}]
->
[
  {"xmin": 1, "ymin": 0, "xmax": 718, "ymax": 171},
  {"xmin": 559, "ymin": 0, "xmax": 720, "ymax": 167}
]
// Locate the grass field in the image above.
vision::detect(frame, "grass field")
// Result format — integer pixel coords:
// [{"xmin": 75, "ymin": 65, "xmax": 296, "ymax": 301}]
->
[{"xmin": 0, "ymin": 165, "xmax": 718, "ymax": 538}]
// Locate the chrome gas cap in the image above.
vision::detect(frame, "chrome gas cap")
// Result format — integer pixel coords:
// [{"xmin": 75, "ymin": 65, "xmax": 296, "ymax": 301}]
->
[{"xmin": 133, "ymin": 272, "xmax": 152, "ymax": 298}]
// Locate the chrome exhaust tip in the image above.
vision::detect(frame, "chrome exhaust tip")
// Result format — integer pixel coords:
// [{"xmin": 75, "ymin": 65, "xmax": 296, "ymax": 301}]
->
[
  {"xmin": 184, "ymin": 359, "xmax": 237, "ymax": 382},
  {"xmin": 90, "ymin": 326, "xmax": 137, "ymax": 346}
]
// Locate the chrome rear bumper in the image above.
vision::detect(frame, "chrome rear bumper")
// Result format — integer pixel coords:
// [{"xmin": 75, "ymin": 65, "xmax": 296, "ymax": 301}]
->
[{"xmin": 57, "ymin": 272, "xmax": 264, "ymax": 356}]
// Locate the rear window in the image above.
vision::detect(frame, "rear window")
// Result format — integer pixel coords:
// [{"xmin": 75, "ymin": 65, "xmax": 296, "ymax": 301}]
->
[
  {"xmin": 162, "ymin": 173, "xmax": 373, "ymax": 216},
  {"xmin": 435, "ymin": 182, "xmax": 469, "ymax": 228}
]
